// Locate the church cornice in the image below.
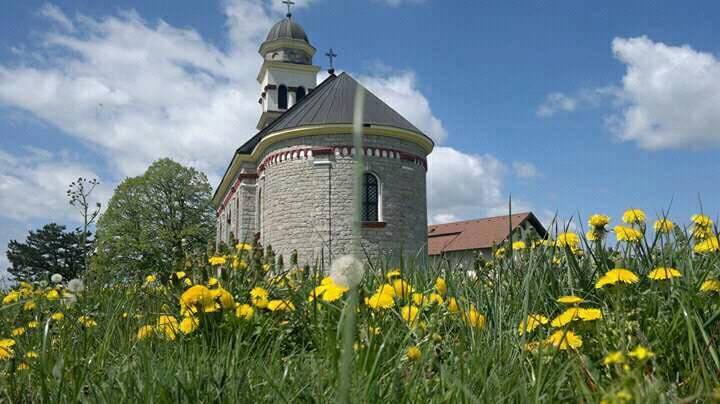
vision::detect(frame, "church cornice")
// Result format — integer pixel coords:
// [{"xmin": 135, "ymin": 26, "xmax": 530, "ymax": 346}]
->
[
  {"xmin": 212, "ymin": 124, "xmax": 434, "ymax": 208},
  {"xmin": 259, "ymin": 38, "xmax": 316, "ymax": 58},
  {"xmin": 256, "ymin": 60, "xmax": 320, "ymax": 83}
]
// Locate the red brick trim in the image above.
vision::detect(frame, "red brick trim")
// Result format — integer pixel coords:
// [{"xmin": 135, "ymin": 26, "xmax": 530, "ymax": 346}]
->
[{"xmin": 362, "ymin": 221, "xmax": 387, "ymax": 228}]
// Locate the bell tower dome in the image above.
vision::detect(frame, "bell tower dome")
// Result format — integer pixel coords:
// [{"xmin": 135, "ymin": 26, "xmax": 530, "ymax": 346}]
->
[{"xmin": 256, "ymin": 12, "xmax": 320, "ymax": 129}]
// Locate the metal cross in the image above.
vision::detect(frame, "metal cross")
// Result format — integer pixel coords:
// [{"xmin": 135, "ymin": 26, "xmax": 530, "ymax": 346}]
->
[
  {"xmin": 325, "ymin": 48, "xmax": 338, "ymax": 70},
  {"xmin": 282, "ymin": 0, "xmax": 295, "ymax": 17}
]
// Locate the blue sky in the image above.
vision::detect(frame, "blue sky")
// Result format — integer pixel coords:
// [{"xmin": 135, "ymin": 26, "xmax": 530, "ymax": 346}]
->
[{"xmin": 2, "ymin": 0, "xmax": 720, "ymax": 278}]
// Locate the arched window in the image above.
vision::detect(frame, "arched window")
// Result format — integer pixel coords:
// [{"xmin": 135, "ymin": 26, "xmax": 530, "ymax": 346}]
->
[
  {"xmin": 278, "ymin": 85, "xmax": 288, "ymax": 109},
  {"xmin": 296, "ymin": 86, "xmax": 306, "ymax": 102},
  {"xmin": 362, "ymin": 173, "xmax": 380, "ymax": 222}
]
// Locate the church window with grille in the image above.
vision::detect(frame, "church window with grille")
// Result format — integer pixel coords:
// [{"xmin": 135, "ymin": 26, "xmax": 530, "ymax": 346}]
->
[
  {"xmin": 278, "ymin": 85, "xmax": 288, "ymax": 109},
  {"xmin": 362, "ymin": 173, "xmax": 380, "ymax": 222}
]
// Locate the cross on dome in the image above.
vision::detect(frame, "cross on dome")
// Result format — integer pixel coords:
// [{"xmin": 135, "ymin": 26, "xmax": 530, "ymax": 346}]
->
[{"xmin": 282, "ymin": 0, "xmax": 295, "ymax": 18}]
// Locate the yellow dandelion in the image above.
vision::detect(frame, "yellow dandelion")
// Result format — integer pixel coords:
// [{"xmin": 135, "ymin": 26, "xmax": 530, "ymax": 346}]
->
[
  {"xmin": 695, "ymin": 237, "xmax": 720, "ymax": 254},
  {"xmin": 512, "ymin": 241, "xmax": 526, "ymax": 250},
  {"xmin": 435, "ymin": 277, "xmax": 447, "ymax": 296},
  {"xmin": 2, "ymin": 291, "xmax": 20, "ymax": 305},
  {"xmin": 578, "ymin": 308, "xmax": 603, "ymax": 321},
  {"xmin": 250, "ymin": 287, "xmax": 269, "ymax": 309},
  {"xmin": 365, "ymin": 291, "xmax": 395, "ymax": 310},
  {"xmin": 266, "ymin": 299, "xmax": 295, "ymax": 312},
  {"xmin": 144, "ymin": 275, "xmax": 157, "ymax": 285},
  {"xmin": 557, "ymin": 295, "xmax": 584, "ymax": 304},
  {"xmin": 622, "ymin": 208, "xmax": 646, "ymax": 224},
  {"xmin": 589, "ymin": 214, "xmax": 610, "ymax": 228},
  {"xmin": 78, "ymin": 315, "xmax": 97, "ymax": 328},
  {"xmin": 546, "ymin": 330, "xmax": 583, "ymax": 350},
  {"xmin": 595, "ymin": 268, "xmax": 640, "ymax": 289},
  {"xmin": 400, "ymin": 305, "xmax": 420, "ymax": 324},
  {"xmin": 518, "ymin": 314, "xmax": 549, "ymax": 335},
  {"xmin": 137, "ymin": 325, "xmax": 154, "ymax": 340},
  {"xmin": 406, "ymin": 345, "xmax": 421, "ymax": 361},
  {"xmin": 653, "ymin": 219, "xmax": 675, "ymax": 233},
  {"xmin": 614, "ymin": 226, "xmax": 643, "ymax": 242},
  {"xmin": 603, "ymin": 351, "xmax": 625, "ymax": 365},
  {"xmin": 691, "ymin": 214, "xmax": 714, "ymax": 228},
  {"xmin": 551, "ymin": 308, "xmax": 581, "ymax": 327},
  {"xmin": 447, "ymin": 297, "xmax": 460, "ymax": 313},
  {"xmin": 17, "ymin": 362, "xmax": 30, "ymax": 371},
  {"xmin": 628, "ymin": 345, "xmax": 654, "ymax": 360},
  {"xmin": 391, "ymin": 279, "xmax": 414, "ymax": 300},
  {"xmin": 556, "ymin": 232, "xmax": 580, "ymax": 249},
  {"xmin": 208, "ymin": 256, "xmax": 227, "ymax": 266},
  {"xmin": 157, "ymin": 315, "xmax": 179, "ymax": 341},
  {"xmin": 465, "ymin": 306, "xmax": 486, "ymax": 329},
  {"xmin": 23, "ymin": 300, "xmax": 36, "ymax": 311},
  {"xmin": 235, "ymin": 304, "xmax": 254, "ymax": 320},
  {"xmin": 700, "ymin": 279, "xmax": 720, "ymax": 293},
  {"xmin": 51, "ymin": 312, "xmax": 64, "ymax": 321},
  {"xmin": 45, "ymin": 289, "xmax": 60, "ymax": 301},
  {"xmin": 179, "ymin": 316, "xmax": 199, "ymax": 334},
  {"xmin": 27, "ymin": 320, "xmax": 39, "ymax": 329},
  {"xmin": 181, "ymin": 285, "xmax": 217, "ymax": 315},
  {"xmin": 235, "ymin": 242, "xmax": 253, "ymax": 251},
  {"xmin": 11, "ymin": 327, "xmax": 26, "ymax": 337},
  {"xmin": 207, "ymin": 277, "xmax": 219, "ymax": 287},
  {"xmin": 0, "ymin": 339, "xmax": 15, "ymax": 361},
  {"xmin": 648, "ymin": 267, "xmax": 682, "ymax": 280},
  {"xmin": 174, "ymin": 271, "xmax": 186, "ymax": 279},
  {"xmin": 385, "ymin": 269, "xmax": 402, "ymax": 280}
]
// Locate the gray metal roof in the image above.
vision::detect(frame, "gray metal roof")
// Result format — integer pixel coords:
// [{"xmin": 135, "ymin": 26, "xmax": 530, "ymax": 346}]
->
[
  {"xmin": 265, "ymin": 18, "xmax": 309, "ymax": 43},
  {"xmin": 238, "ymin": 72, "xmax": 426, "ymax": 154}
]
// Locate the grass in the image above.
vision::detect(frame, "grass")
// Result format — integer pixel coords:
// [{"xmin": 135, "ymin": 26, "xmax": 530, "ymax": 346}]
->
[{"xmin": 2, "ymin": 215, "xmax": 720, "ymax": 402}]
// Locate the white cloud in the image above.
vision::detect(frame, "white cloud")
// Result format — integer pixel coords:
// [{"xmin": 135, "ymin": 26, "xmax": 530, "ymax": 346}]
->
[
  {"xmin": 537, "ymin": 92, "xmax": 577, "ymax": 117},
  {"xmin": 512, "ymin": 160, "xmax": 539, "ymax": 179},
  {"xmin": 427, "ymin": 146, "xmax": 507, "ymax": 224},
  {"xmin": 537, "ymin": 87, "xmax": 619, "ymax": 117},
  {"xmin": 39, "ymin": 3, "xmax": 75, "ymax": 32},
  {"xmin": 0, "ymin": 148, "xmax": 112, "ymax": 221},
  {"xmin": 609, "ymin": 36, "xmax": 720, "ymax": 150},
  {"xmin": 357, "ymin": 69, "xmax": 447, "ymax": 143}
]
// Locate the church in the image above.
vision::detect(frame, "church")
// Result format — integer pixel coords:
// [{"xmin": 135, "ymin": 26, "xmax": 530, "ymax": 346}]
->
[{"xmin": 213, "ymin": 8, "xmax": 434, "ymax": 266}]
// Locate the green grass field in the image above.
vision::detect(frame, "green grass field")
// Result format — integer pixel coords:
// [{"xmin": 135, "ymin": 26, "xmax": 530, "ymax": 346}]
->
[{"xmin": 2, "ymin": 211, "xmax": 720, "ymax": 402}]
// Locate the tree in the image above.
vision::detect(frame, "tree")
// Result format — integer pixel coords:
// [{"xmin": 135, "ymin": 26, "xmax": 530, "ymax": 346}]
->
[
  {"xmin": 94, "ymin": 158, "xmax": 215, "ymax": 280},
  {"xmin": 6, "ymin": 223, "xmax": 90, "ymax": 282},
  {"xmin": 67, "ymin": 177, "xmax": 102, "ymax": 271}
]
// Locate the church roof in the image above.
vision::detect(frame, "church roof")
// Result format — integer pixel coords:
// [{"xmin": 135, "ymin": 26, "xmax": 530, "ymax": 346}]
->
[
  {"xmin": 265, "ymin": 17, "xmax": 310, "ymax": 43},
  {"xmin": 237, "ymin": 72, "xmax": 427, "ymax": 154},
  {"xmin": 427, "ymin": 212, "xmax": 547, "ymax": 255}
]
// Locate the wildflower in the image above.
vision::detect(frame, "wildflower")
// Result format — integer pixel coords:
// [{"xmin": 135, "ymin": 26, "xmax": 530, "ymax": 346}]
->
[
  {"xmin": 368, "ymin": 326, "xmax": 381, "ymax": 335},
  {"xmin": 465, "ymin": 306, "xmax": 486, "ymax": 329},
  {"xmin": 614, "ymin": 226, "xmax": 643, "ymax": 242},
  {"xmin": 546, "ymin": 330, "xmax": 583, "ymax": 350},
  {"xmin": 78, "ymin": 315, "xmax": 97, "ymax": 328},
  {"xmin": 653, "ymin": 219, "xmax": 675, "ymax": 233},
  {"xmin": 586, "ymin": 231, "xmax": 599, "ymax": 241},
  {"xmin": 184, "ymin": 278, "xmax": 193, "ymax": 287},
  {"xmin": 589, "ymin": 214, "xmax": 610, "ymax": 228},
  {"xmin": 28, "ymin": 320, "xmax": 39, "ymax": 329},
  {"xmin": 0, "ymin": 339, "xmax": 15, "ymax": 360},
  {"xmin": 518, "ymin": 314, "xmax": 549, "ymax": 335},
  {"xmin": 51, "ymin": 312, "xmax": 64, "ymax": 321},
  {"xmin": 391, "ymin": 279, "xmax": 414, "ymax": 300},
  {"xmin": 235, "ymin": 242, "xmax": 252, "ymax": 251},
  {"xmin": 524, "ymin": 341, "xmax": 542, "ymax": 352},
  {"xmin": 615, "ymin": 390, "xmax": 633, "ymax": 402},
  {"xmin": 329, "ymin": 255, "xmax": 364, "ymax": 288},
  {"xmin": 174, "ymin": 271, "xmax": 186, "ymax": 279},
  {"xmin": 180, "ymin": 317, "xmax": 199, "ymax": 334},
  {"xmin": 400, "ymin": 305, "xmax": 420, "ymax": 324},
  {"xmin": 551, "ymin": 308, "xmax": 580, "ymax": 327},
  {"xmin": 23, "ymin": 300, "xmax": 36, "ymax": 311},
  {"xmin": 45, "ymin": 289, "xmax": 60, "ymax": 301},
  {"xmin": 692, "ymin": 214, "xmax": 714, "ymax": 228},
  {"xmin": 578, "ymin": 308, "xmax": 603, "ymax": 321},
  {"xmin": 694, "ymin": 237, "xmax": 720, "ymax": 254},
  {"xmin": 556, "ymin": 232, "xmax": 580, "ymax": 249},
  {"xmin": 447, "ymin": 297, "xmax": 460, "ymax": 313},
  {"xmin": 595, "ymin": 268, "xmax": 640, "ymax": 289},
  {"xmin": 427, "ymin": 293, "xmax": 444, "ymax": 305},
  {"xmin": 68, "ymin": 278, "xmax": 85, "ymax": 293},
  {"xmin": 2, "ymin": 291, "xmax": 20, "ymax": 304},
  {"xmin": 512, "ymin": 241, "xmax": 526, "ymax": 250},
  {"xmin": 700, "ymin": 279, "xmax": 720, "ymax": 293},
  {"xmin": 137, "ymin": 325, "xmax": 154, "ymax": 340},
  {"xmin": 24, "ymin": 351, "xmax": 38, "ymax": 360},
  {"xmin": 235, "ymin": 304, "xmax": 254, "ymax": 320},
  {"xmin": 366, "ymin": 288, "xmax": 395, "ymax": 310},
  {"xmin": 648, "ymin": 267, "xmax": 682, "ymax": 280},
  {"xmin": 494, "ymin": 247, "xmax": 506, "ymax": 258},
  {"xmin": 209, "ymin": 288, "xmax": 235, "ymax": 309},
  {"xmin": 262, "ymin": 263, "xmax": 271, "ymax": 272},
  {"xmin": 250, "ymin": 287, "xmax": 270, "ymax": 309},
  {"xmin": 208, "ymin": 256, "xmax": 227, "ymax": 266},
  {"xmin": 50, "ymin": 273, "xmax": 63, "ymax": 284},
  {"xmin": 181, "ymin": 285, "xmax": 217, "ymax": 315},
  {"xmin": 603, "ymin": 351, "xmax": 625, "ymax": 365},
  {"xmin": 11, "ymin": 327, "xmax": 26, "ymax": 337},
  {"xmin": 232, "ymin": 258, "xmax": 247, "ymax": 270},
  {"xmin": 435, "ymin": 277, "xmax": 447, "ymax": 296},
  {"xmin": 157, "ymin": 315, "xmax": 179, "ymax": 340},
  {"xmin": 622, "ymin": 208, "xmax": 646, "ymax": 224},
  {"xmin": 385, "ymin": 269, "xmax": 402, "ymax": 280},
  {"xmin": 406, "ymin": 345, "xmax": 421, "ymax": 362},
  {"xmin": 308, "ymin": 277, "xmax": 348, "ymax": 302},
  {"xmin": 628, "ymin": 345, "xmax": 654, "ymax": 360},
  {"xmin": 207, "ymin": 277, "xmax": 219, "ymax": 287},
  {"xmin": 17, "ymin": 362, "xmax": 30, "ymax": 371},
  {"xmin": 557, "ymin": 295, "xmax": 583, "ymax": 304},
  {"xmin": 267, "ymin": 300, "xmax": 295, "ymax": 312}
]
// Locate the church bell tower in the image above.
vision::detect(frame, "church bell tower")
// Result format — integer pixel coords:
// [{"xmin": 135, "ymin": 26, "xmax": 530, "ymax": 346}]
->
[{"xmin": 256, "ymin": 2, "xmax": 320, "ymax": 130}]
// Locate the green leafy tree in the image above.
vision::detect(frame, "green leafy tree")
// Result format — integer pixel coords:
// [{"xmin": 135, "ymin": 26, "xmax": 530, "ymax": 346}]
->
[
  {"xmin": 6, "ymin": 223, "xmax": 90, "ymax": 282},
  {"xmin": 94, "ymin": 158, "xmax": 215, "ymax": 280}
]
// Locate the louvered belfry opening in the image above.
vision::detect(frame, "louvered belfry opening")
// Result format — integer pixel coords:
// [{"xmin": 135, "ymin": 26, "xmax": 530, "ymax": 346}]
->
[{"xmin": 363, "ymin": 173, "xmax": 379, "ymax": 222}]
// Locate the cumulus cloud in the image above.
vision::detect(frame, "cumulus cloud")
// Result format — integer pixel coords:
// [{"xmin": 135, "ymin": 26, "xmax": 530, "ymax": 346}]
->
[
  {"xmin": 537, "ymin": 87, "xmax": 619, "ymax": 117},
  {"xmin": 427, "ymin": 147, "xmax": 508, "ymax": 224},
  {"xmin": 512, "ymin": 161, "xmax": 539, "ymax": 179},
  {"xmin": 0, "ymin": 148, "xmax": 111, "ymax": 221},
  {"xmin": 609, "ymin": 36, "xmax": 720, "ymax": 150}
]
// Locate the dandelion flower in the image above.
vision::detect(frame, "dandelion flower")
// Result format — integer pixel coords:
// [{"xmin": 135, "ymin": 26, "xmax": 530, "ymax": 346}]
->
[
  {"xmin": 51, "ymin": 312, "xmax": 64, "ymax": 321},
  {"xmin": 23, "ymin": 300, "xmax": 36, "ymax": 311},
  {"xmin": 67, "ymin": 279, "xmax": 85, "ymax": 293},
  {"xmin": 78, "ymin": 315, "xmax": 97, "ymax": 328},
  {"xmin": 700, "ymin": 279, "xmax": 720, "ymax": 293},
  {"xmin": 181, "ymin": 285, "xmax": 217, "ymax": 315},
  {"xmin": 208, "ymin": 256, "xmax": 227, "ymax": 266},
  {"xmin": 157, "ymin": 315, "xmax": 179, "ymax": 341},
  {"xmin": 17, "ymin": 362, "xmax": 30, "ymax": 371},
  {"xmin": 144, "ymin": 275, "xmax": 157, "ymax": 286},
  {"xmin": 628, "ymin": 345, "xmax": 654, "ymax": 360},
  {"xmin": 137, "ymin": 325, "xmax": 154, "ymax": 340},
  {"xmin": 622, "ymin": 208, "xmax": 646, "ymax": 224},
  {"xmin": 578, "ymin": 308, "xmax": 602, "ymax": 321},
  {"xmin": 11, "ymin": 327, "xmax": 26, "ymax": 337},
  {"xmin": 266, "ymin": 300, "xmax": 295, "ymax": 312},
  {"xmin": 391, "ymin": 279, "xmax": 414, "ymax": 300},
  {"xmin": 465, "ymin": 306, "xmax": 486, "ymax": 329},
  {"xmin": 653, "ymin": 219, "xmax": 675, "ymax": 233},
  {"xmin": 615, "ymin": 226, "xmax": 643, "ymax": 242},
  {"xmin": 174, "ymin": 271, "xmax": 186, "ymax": 279},
  {"xmin": 557, "ymin": 295, "xmax": 584, "ymax": 304},
  {"xmin": 551, "ymin": 308, "xmax": 581, "ymax": 327},
  {"xmin": 692, "ymin": 214, "xmax": 714, "ymax": 228},
  {"xmin": 308, "ymin": 277, "xmax": 348, "ymax": 302},
  {"xmin": 589, "ymin": 214, "xmax": 610, "ymax": 228},
  {"xmin": 406, "ymin": 345, "xmax": 421, "ymax": 361},
  {"xmin": 546, "ymin": 330, "xmax": 583, "ymax": 350},
  {"xmin": 329, "ymin": 255, "xmax": 364, "ymax": 288},
  {"xmin": 235, "ymin": 304, "xmax": 254, "ymax": 320},
  {"xmin": 694, "ymin": 237, "xmax": 720, "ymax": 254},
  {"xmin": 435, "ymin": 277, "xmax": 447, "ymax": 296},
  {"xmin": 385, "ymin": 269, "xmax": 402, "ymax": 280},
  {"xmin": 400, "ymin": 305, "xmax": 420, "ymax": 324},
  {"xmin": 209, "ymin": 288, "xmax": 235, "ymax": 310},
  {"xmin": 494, "ymin": 247, "xmax": 507, "ymax": 258},
  {"xmin": 603, "ymin": 351, "xmax": 625, "ymax": 365},
  {"xmin": 50, "ymin": 273, "xmax": 63, "ymax": 284},
  {"xmin": 595, "ymin": 268, "xmax": 639, "ymax": 289},
  {"xmin": 24, "ymin": 351, "xmax": 39, "ymax": 360},
  {"xmin": 556, "ymin": 232, "xmax": 580, "ymax": 249},
  {"xmin": 2, "ymin": 291, "xmax": 20, "ymax": 305},
  {"xmin": 512, "ymin": 241, "xmax": 526, "ymax": 250},
  {"xmin": 45, "ymin": 289, "xmax": 60, "ymax": 301},
  {"xmin": 366, "ymin": 290, "xmax": 395, "ymax": 310},
  {"xmin": 447, "ymin": 297, "xmax": 460, "ymax": 313},
  {"xmin": 179, "ymin": 317, "xmax": 199, "ymax": 334},
  {"xmin": 648, "ymin": 267, "xmax": 682, "ymax": 280},
  {"xmin": 518, "ymin": 314, "xmax": 548, "ymax": 335},
  {"xmin": 0, "ymin": 339, "xmax": 15, "ymax": 361},
  {"xmin": 235, "ymin": 242, "xmax": 253, "ymax": 251},
  {"xmin": 27, "ymin": 320, "xmax": 39, "ymax": 329},
  {"xmin": 250, "ymin": 287, "xmax": 270, "ymax": 309}
]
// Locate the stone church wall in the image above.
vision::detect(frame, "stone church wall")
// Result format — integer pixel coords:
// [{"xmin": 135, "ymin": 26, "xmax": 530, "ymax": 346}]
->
[{"xmin": 257, "ymin": 133, "xmax": 428, "ymax": 269}]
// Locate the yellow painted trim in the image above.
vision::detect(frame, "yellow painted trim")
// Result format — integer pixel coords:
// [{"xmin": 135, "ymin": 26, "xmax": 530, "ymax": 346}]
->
[{"xmin": 213, "ymin": 125, "xmax": 434, "ymax": 207}]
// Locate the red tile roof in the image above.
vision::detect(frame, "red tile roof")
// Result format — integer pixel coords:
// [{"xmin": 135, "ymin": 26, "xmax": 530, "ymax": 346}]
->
[{"xmin": 427, "ymin": 212, "xmax": 545, "ymax": 255}]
